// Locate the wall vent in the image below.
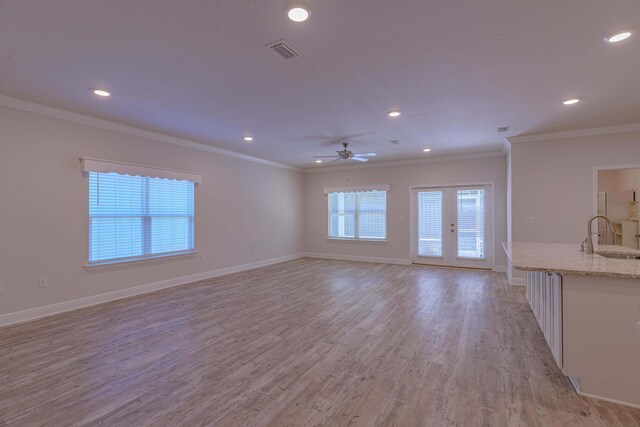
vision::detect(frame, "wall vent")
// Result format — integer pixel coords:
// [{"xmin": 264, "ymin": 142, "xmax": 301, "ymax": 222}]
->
[
  {"xmin": 267, "ymin": 40, "xmax": 300, "ymax": 59},
  {"xmin": 497, "ymin": 126, "xmax": 510, "ymax": 133}
]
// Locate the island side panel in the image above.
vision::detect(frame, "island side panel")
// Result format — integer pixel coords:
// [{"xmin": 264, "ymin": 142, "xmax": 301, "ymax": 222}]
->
[{"xmin": 563, "ymin": 274, "xmax": 640, "ymax": 407}]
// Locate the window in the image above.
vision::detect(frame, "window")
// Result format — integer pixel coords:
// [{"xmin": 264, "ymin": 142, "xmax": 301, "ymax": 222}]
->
[
  {"xmin": 88, "ymin": 172, "xmax": 195, "ymax": 264},
  {"xmin": 328, "ymin": 190, "xmax": 387, "ymax": 240}
]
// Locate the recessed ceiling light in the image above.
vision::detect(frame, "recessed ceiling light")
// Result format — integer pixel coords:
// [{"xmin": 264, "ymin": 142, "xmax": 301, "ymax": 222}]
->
[
  {"xmin": 604, "ymin": 30, "xmax": 633, "ymax": 43},
  {"xmin": 422, "ymin": 148, "xmax": 432, "ymax": 152},
  {"xmin": 287, "ymin": 4, "xmax": 310, "ymax": 22},
  {"xmin": 387, "ymin": 110, "xmax": 401, "ymax": 118},
  {"xmin": 93, "ymin": 89, "xmax": 110, "ymax": 97},
  {"xmin": 315, "ymin": 159, "xmax": 323, "ymax": 164},
  {"xmin": 562, "ymin": 98, "xmax": 581, "ymax": 105},
  {"xmin": 243, "ymin": 136, "xmax": 254, "ymax": 142}
]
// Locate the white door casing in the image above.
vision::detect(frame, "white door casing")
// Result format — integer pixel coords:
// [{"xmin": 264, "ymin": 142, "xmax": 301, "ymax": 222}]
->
[{"xmin": 411, "ymin": 183, "xmax": 494, "ymax": 269}]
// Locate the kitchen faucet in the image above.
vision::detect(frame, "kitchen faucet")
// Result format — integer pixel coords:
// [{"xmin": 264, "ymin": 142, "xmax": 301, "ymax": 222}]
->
[{"xmin": 585, "ymin": 215, "xmax": 614, "ymax": 254}]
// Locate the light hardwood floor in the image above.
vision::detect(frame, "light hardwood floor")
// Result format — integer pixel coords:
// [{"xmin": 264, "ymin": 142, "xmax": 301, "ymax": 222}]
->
[{"xmin": 1, "ymin": 258, "xmax": 639, "ymax": 426}]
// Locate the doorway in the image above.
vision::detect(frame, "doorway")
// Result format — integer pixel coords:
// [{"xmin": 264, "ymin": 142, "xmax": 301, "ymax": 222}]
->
[{"xmin": 411, "ymin": 184, "xmax": 493, "ymax": 269}]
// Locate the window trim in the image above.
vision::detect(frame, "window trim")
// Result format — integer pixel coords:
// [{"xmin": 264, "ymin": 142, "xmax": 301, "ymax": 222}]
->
[
  {"xmin": 81, "ymin": 157, "xmax": 203, "ymax": 183},
  {"xmin": 84, "ymin": 249, "xmax": 197, "ymax": 270},
  {"xmin": 326, "ymin": 237, "xmax": 389, "ymax": 243},
  {"xmin": 327, "ymin": 190, "xmax": 388, "ymax": 241},
  {"xmin": 323, "ymin": 184, "xmax": 390, "ymax": 194}
]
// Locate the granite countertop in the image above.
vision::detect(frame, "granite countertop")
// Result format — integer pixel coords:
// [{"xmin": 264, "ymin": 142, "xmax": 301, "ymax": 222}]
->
[{"xmin": 502, "ymin": 242, "xmax": 640, "ymax": 279}]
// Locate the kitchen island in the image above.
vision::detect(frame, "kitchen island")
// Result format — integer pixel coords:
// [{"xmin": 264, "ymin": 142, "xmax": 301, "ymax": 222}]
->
[{"xmin": 504, "ymin": 242, "xmax": 640, "ymax": 408}]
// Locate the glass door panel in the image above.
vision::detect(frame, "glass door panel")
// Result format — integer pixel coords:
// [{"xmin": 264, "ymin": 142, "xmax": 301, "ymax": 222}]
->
[
  {"xmin": 456, "ymin": 189, "xmax": 485, "ymax": 259},
  {"xmin": 417, "ymin": 191, "xmax": 444, "ymax": 257}
]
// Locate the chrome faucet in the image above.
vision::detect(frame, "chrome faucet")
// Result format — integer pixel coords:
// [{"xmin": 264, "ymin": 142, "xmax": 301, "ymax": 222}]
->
[{"xmin": 585, "ymin": 215, "xmax": 614, "ymax": 254}]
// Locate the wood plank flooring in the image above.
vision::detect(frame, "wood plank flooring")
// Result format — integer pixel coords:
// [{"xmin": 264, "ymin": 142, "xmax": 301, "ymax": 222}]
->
[{"xmin": 1, "ymin": 258, "xmax": 639, "ymax": 426}]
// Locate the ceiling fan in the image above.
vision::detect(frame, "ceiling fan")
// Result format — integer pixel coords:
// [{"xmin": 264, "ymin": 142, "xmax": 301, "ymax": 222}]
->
[{"xmin": 314, "ymin": 142, "xmax": 376, "ymax": 163}]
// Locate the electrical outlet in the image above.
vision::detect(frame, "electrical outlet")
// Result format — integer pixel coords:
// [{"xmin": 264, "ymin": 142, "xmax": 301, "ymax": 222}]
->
[
  {"xmin": 637, "ymin": 321, "xmax": 640, "ymax": 334},
  {"xmin": 38, "ymin": 277, "xmax": 48, "ymax": 288},
  {"xmin": 523, "ymin": 216, "xmax": 536, "ymax": 224}
]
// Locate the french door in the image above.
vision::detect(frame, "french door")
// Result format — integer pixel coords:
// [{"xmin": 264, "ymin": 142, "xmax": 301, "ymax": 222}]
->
[{"xmin": 411, "ymin": 185, "xmax": 492, "ymax": 269}]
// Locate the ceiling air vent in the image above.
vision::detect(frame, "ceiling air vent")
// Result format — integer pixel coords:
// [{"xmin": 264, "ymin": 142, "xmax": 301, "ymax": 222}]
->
[
  {"xmin": 497, "ymin": 126, "xmax": 510, "ymax": 133},
  {"xmin": 267, "ymin": 40, "xmax": 300, "ymax": 59}
]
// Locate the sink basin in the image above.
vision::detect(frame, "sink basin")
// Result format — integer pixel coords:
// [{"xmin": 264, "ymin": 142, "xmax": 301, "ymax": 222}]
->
[{"xmin": 596, "ymin": 252, "xmax": 640, "ymax": 260}]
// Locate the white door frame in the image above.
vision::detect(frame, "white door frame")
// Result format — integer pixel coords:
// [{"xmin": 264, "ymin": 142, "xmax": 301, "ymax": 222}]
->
[{"xmin": 410, "ymin": 182, "xmax": 495, "ymax": 270}]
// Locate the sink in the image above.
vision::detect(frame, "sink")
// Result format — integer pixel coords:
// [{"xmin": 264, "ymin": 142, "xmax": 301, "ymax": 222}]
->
[{"xmin": 596, "ymin": 252, "xmax": 640, "ymax": 260}]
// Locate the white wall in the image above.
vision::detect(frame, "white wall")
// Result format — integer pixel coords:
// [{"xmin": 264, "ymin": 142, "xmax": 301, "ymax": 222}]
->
[
  {"xmin": 597, "ymin": 170, "xmax": 619, "ymax": 192},
  {"xmin": 0, "ymin": 106, "xmax": 304, "ymax": 316},
  {"xmin": 597, "ymin": 168, "xmax": 640, "ymax": 193},
  {"xmin": 615, "ymin": 168, "xmax": 640, "ymax": 192},
  {"xmin": 510, "ymin": 130, "xmax": 640, "ymax": 245},
  {"xmin": 304, "ymin": 155, "xmax": 508, "ymax": 268}
]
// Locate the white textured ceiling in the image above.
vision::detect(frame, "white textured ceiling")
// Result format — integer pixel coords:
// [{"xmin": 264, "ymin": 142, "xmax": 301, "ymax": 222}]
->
[{"xmin": 0, "ymin": 0, "xmax": 639, "ymax": 167}]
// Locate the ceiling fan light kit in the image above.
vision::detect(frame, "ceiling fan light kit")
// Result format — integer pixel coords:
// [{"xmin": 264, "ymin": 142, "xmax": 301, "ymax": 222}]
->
[{"xmin": 314, "ymin": 142, "xmax": 376, "ymax": 163}]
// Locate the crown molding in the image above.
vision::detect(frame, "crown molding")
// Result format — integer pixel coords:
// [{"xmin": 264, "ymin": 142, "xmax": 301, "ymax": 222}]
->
[
  {"xmin": 507, "ymin": 123, "xmax": 640, "ymax": 144},
  {"xmin": 0, "ymin": 94, "xmax": 302, "ymax": 172},
  {"xmin": 304, "ymin": 151, "xmax": 505, "ymax": 173}
]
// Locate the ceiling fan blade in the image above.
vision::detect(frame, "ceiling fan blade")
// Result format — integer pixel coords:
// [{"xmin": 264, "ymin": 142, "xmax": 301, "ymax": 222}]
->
[
  {"xmin": 314, "ymin": 155, "xmax": 340, "ymax": 158},
  {"xmin": 329, "ymin": 158, "xmax": 342, "ymax": 163},
  {"xmin": 352, "ymin": 152, "xmax": 376, "ymax": 157},
  {"xmin": 351, "ymin": 157, "xmax": 369, "ymax": 162}
]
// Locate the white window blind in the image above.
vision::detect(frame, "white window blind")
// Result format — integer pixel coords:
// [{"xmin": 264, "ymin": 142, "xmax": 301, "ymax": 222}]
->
[
  {"xmin": 417, "ymin": 191, "xmax": 443, "ymax": 257},
  {"xmin": 88, "ymin": 172, "xmax": 195, "ymax": 264},
  {"xmin": 328, "ymin": 190, "xmax": 387, "ymax": 240},
  {"xmin": 456, "ymin": 189, "xmax": 485, "ymax": 259}
]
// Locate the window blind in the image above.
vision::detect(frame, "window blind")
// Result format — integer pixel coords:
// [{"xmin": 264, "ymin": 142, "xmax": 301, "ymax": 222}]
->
[
  {"xmin": 417, "ymin": 191, "xmax": 443, "ymax": 256},
  {"xmin": 88, "ymin": 172, "xmax": 194, "ymax": 264},
  {"xmin": 328, "ymin": 190, "xmax": 387, "ymax": 239},
  {"xmin": 456, "ymin": 189, "xmax": 485, "ymax": 259}
]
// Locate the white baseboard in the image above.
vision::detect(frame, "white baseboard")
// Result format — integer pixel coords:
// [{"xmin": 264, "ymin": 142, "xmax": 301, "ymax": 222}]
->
[
  {"xmin": 569, "ymin": 375, "xmax": 640, "ymax": 409},
  {"xmin": 568, "ymin": 376, "xmax": 581, "ymax": 393},
  {"xmin": 510, "ymin": 277, "xmax": 525, "ymax": 286},
  {"xmin": 577, "ymin": 390, "xmax": 640, "ymax": 410},
  {"xmin": 509, "ymin": 277, "xmax": 527, "ymax": 286},
  {"xmin": 305, "ymin": 254, "xmax": 509, "ymax": 272},
  {"xmin": 506, "ymin": 268, "xmax": 526, "ymax": 286},
  {"xmin": 303, "ymin": 252, "xmax": 411, "ymax": 265},
  {"xmin": 0, "ymin": 253, "xmax": 305, "ymax": 328}
]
